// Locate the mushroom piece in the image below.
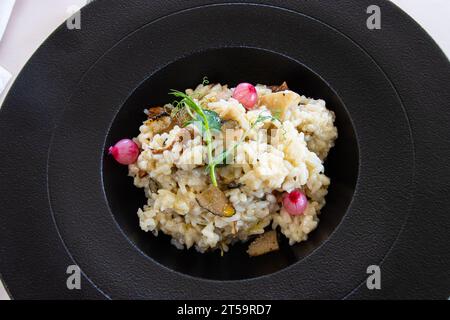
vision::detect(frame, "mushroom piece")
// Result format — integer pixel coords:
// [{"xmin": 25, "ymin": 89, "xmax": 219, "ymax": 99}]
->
[
  {"xmin": 146, "ymin": 106, "xmax": 169, "ymax": 120},
  {"xmin": 247, "ymin": 230, "xmax": 279, "ymax": 257},
  {"xmin": 144, "ymin": 107, "xmax": 173, "ymax": 136},
  {"xmin": 269, "ymin": 81, "xmax": 289, "ymax": 92},
  {"xmin": 148, "ymin": 178, "xmax": 160, "ymax": 193},
  {"xmin": 258, "ymin": 90, "xmax": 301, "ymax": 120},
  {"xmin": 227, "ymin": 182, "xmax": 243, "ymax": 189},
  {"xmin": 144, "ymin": 106, "xmax": 195, "ymax": 137},
  {"xmin": 196, "ymin": 185, "xmax": 236, "ymax": 217}
]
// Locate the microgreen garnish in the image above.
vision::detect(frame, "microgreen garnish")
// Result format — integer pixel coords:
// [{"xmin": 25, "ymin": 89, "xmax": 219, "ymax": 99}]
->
[
  {"xmin": 169, "ymin": 89, "xmax": 279, "ymax": 186},
  {"xmin": 170, "ymin": 89, "xmax": 221, "ymax": 187},
  {"xmin": 186, "ymin": 109, "xmax": 221, "ymax": 133}
]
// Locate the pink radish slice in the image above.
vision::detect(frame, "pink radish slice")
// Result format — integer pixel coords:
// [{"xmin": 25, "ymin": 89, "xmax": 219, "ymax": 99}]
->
[
  {"xmin": 233, "ymin": 83, "xmax": 258, "ymax": 110},
  {"xmin": 283, "ymin": 189, "xmax": 308, "ymax": 216},
  {"xmin": 108, "ymin": 139, "xmax": 139, "ymax": 165}
]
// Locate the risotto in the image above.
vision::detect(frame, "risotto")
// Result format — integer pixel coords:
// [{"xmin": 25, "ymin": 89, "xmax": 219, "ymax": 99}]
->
[{"xmin": 114, "ymin": 81, "xmax": 337, "ymax": 255}]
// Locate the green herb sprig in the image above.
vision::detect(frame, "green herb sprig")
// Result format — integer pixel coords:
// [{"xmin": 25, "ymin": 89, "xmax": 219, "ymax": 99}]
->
[
  {"xmin": 170, "ymin": 90, "xmax": 221, "ymax": 186},
  {"xmin": 170, "ymin": 89, "xmax": 279, "ymax": 187}
]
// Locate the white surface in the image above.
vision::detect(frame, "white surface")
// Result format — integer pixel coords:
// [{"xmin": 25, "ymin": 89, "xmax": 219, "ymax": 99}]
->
[
  {"xmin": 0, "ymin": 65, "xmax": 11, "ymax": 95},
  {"xmin": 0, "ymin": 0, "xmax": 86, "ymax": 105},
  {"xmin": 391, "ymin": 0, "xmax": 450, "ymax": 56},
  {"xmin": 0, "ymin": 0, "xmax": 449, "ymax": 300},
  {"xmin": 0, "ymin": 0, "xmax": 15, "ymax": 41}
]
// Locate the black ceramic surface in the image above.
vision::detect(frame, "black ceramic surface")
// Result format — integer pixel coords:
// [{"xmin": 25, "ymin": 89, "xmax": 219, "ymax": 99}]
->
[{"xmin": 0, "ymin": 0, "xmax": 449, "ymax": 299}]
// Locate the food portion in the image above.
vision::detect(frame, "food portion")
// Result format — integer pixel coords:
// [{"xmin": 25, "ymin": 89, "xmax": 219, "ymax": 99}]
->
[
  {"xmin": 109, "ymin": 80, "xmax": 338, "ymax": 255},
  {"xmin": 196, "ymin": 185, "xmax": 236, "ymax": 217},
  {"xmin": 247, "ymin": 230, "xmax": 279, "ymax": 257}
]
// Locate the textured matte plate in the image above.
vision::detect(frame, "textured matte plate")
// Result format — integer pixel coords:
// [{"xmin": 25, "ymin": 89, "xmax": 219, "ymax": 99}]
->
[{"xmin": 0, "ymin": 0, "xmax": 449, "ymax": 299}]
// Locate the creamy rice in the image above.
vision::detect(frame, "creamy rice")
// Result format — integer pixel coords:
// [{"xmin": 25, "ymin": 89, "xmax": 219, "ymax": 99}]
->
[{"xmin": 129, "ymin": 83, "xmax": 337, "ymax": 253}]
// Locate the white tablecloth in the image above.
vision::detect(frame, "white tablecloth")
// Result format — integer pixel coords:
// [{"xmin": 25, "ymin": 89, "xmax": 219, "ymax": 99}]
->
[{"xmin": 0, "ymin": 0, "xmax": 449, "ymax": 300}]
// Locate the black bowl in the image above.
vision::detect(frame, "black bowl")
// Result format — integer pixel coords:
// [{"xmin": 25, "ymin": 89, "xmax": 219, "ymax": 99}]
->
[
  {"xmin": 1, "ymin": 0, "xmax": 449, "ymax": 299},
  {"xmin": 103, "ymin": 47, "xmax": 359, "ymax": 280}
]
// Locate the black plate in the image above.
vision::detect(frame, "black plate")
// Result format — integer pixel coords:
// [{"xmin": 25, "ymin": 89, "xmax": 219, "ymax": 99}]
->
[{"xmin": 0, "ymin": 0, "xmax": 449, "ymax": 299}]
